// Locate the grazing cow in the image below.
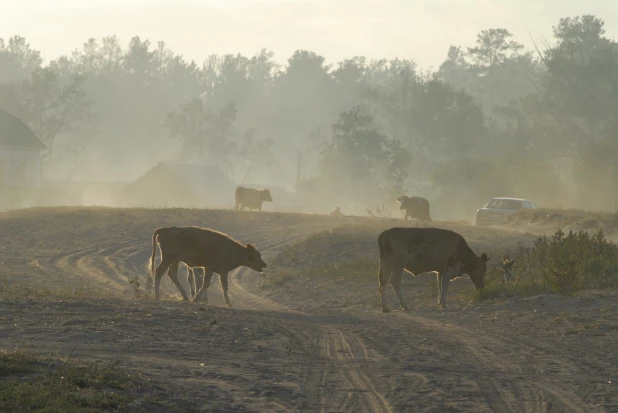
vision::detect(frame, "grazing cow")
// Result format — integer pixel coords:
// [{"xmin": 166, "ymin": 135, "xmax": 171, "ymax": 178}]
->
[
  {"xmin": 235, "ymin": 186, "xmax": 273, "ymax": 212},
  {"xmin": 378, "ymin": 227, "xmax": 489, "ymax": 312},
  {"xmin": 397, "ymin": 195, "xmax": 431, "ymax": 222},
  {"xmin": 149, "ymin": 226, "xmax": 267, "ymax": 306},
  {"xmin": 330, "ymin": 207, "xmax": 343, "ymax": 217}
]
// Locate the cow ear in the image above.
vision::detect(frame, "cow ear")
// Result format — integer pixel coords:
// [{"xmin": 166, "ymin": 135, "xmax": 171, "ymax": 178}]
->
[
  {"xmin": 481, "ymin": 253, "xmax": 490, "ymax": 262},
  {"xmin": 247, "ymin": 243, "xmax": 256, "ymax": 251}
]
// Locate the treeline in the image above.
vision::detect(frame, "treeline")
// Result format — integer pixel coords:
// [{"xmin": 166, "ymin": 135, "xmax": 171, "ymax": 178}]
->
[{"xmin": 0, "ymin": 14, "xmax": 616, "ymax": 216}]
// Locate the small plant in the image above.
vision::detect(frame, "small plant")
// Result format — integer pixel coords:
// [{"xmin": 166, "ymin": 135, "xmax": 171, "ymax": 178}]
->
[{"xmin": 500, "ymin": 257, "xmax": 516, "ymax": 283}]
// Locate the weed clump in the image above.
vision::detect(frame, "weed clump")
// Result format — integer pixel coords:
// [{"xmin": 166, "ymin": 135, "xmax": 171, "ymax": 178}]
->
[{"xmin": 474, "ymin": 228, "xmax": 618, "ymax": 301}]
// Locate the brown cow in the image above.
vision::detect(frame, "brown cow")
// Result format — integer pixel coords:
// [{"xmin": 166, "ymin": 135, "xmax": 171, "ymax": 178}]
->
[
  {"xmin": 149, "ymin": 226, "xmax": 267, "ymax": 306},
  {"xmin": 397, "ymin": 195, "xmax": 431, "ymax": 221},
  {"xmin": 378, "ymin": 227, "xmax": 489, "ymax": 312},
  {"xmin": 235, "ymin": 186, "xmax": 273, "ymax": 211}
]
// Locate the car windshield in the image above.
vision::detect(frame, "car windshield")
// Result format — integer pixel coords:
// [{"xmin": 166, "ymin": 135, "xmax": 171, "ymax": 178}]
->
[{"xmin": 487, "ymin": 199, "xmax": 523, "ymax": 210}]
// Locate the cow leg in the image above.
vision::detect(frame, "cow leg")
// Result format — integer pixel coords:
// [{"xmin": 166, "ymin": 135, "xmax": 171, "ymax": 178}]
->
[
  {"xmin": 193, "ymin": 268, "xmax": 204, "ymax": 299},
  {"xmin": 391, "ymin": 264, "xmax": 410, "ymax": 311},
  {"xmin": 154, "ymin": 258, "xmax": 173, "ymax": 301},
  {"xmin": 167, "ymin": 260, "xmax": 190, "ymax": 302},
  {"xmin": 187, "ymin": 266, "xmax": 196, "ymax": 298},
  {"xmin": 378, "ymin": 258, "xmax": 393, "ymax": 313},
  {"xmin": 194, "ymin": 270, "xmax": 213, "ymax": 304},
  {"xmin": 219, "ymin": 271, "xmax": 232, "ymax": 307},
  {"xmin": 437, "ymin": 271, "xmax": 451, "ymax": 309}
]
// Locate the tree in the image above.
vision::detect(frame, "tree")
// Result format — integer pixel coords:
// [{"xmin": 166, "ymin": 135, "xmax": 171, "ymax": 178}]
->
[
  {"xmin": 437, "ymin": 29, "xmax": 538, "ymax": 114},
  {"xmin": 315, "ymin": 104, "xmax": 409, "ymax": 204},
  {"xmin": 236, "ymin": 128, "xmax": 275, "ymax": 184},
  {"xmin": 165, "ymin": 98, "xmax": 273, "ymax": 183},
  {"xmin": 123, "ymin": 36, "xmax": 156, "ymax": 84},
  {"xmin": 537, "ymin": 15, "xmax": 618, "ymax": 146},
  {"xmin": 0, "ymin": 66, "xmax": 95, "ymax": 171},
  {"xmin": 468, "ymin": 28, "xmax": 524, "ymax": 70},
  {"xmin": 0, "ymin": 36, "xmax": 42, "ymax": 83}
]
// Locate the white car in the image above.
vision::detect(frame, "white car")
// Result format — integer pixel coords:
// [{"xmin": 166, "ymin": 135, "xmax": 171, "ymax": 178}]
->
[{"xmin": 476, "ymin": 197, "xmax": 537, "ymax": 226}]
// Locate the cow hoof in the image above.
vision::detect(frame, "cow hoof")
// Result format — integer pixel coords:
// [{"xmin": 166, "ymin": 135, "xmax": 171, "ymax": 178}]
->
[
  {"xmin": 402, "ymin": 306, "xmax": 410, "ymax": 312},
  {"xmin": 382, "ymin": 307, "xmax": 390, "ymax": 313}
]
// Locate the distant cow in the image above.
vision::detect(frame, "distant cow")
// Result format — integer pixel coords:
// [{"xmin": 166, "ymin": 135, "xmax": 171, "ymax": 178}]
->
[
  {"xmin": 377, "ymin": 227, "xmax": 489, "ymax": 312},
  {"xmin": 149, "ymin": 226, "xmax": 267, "ymax": 306},
  {"xmin": 235, "ymin": 186, "xmax": 273, "ymax": 212},
  {"xmin": 330, "ymin": 207, "xmax": 343, "ymax": 217},
  {"xmin": 397, "ymin": 195, "xmax": 431, "ymax": 221}
]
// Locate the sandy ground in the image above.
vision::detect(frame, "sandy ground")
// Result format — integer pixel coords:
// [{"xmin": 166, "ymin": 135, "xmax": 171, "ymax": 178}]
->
[{"xmin": 0, "ymin": 207, "xmax": 617, "ymax": 412}]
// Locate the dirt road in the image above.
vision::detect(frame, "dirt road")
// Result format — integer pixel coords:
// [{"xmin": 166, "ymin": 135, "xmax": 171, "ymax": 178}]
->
[{"xmin": 0, "ymin": 207, "xmax": 616, "ymax": 412}]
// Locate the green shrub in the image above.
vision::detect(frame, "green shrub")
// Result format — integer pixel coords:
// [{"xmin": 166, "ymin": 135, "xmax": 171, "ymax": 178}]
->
[
  {"xmin": 530, "ymin": 229, "xmax": 618, "ymax": 294},
  {"xmin": 473, "ymin": 228, "xmax": 618, "ymax": 301}
]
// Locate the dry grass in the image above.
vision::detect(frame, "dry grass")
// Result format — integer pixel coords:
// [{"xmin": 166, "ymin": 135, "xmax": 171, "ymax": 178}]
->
[
  {"xmin": 507, "ymin": 207, "xmax": 618, "ymax": 233},
  {"xmin": 0, "ymin": 350, "xmax": 155, "ymax": 413}
]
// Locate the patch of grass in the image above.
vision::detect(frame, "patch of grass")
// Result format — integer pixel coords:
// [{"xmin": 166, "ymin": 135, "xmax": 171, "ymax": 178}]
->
[{"xmin": 0, "ymin": 350, "xmax": 151, "ymax": 413}]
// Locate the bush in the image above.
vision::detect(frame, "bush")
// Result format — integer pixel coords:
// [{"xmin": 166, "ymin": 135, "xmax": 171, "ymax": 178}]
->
[
  {"xmin": 531, "ymin": 229, "xmax": 618, "ymax": 293},
  {"xmin": 474, "ymin": 228, "xmax": 618, "ymax": 301}
]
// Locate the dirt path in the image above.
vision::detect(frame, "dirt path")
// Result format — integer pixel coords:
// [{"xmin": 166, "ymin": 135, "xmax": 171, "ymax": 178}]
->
[{"xmin": 0, "ymin": 207, "xmax": 616, "ymax": 412}]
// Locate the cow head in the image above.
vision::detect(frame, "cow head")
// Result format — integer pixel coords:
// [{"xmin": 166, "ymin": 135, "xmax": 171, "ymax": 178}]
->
[
  {"xmin": 260, "ymin": 189, "xmax": 273, "ymax": 203},
  {"xmin": 468, "ymin": 252, "xmax": 490, "ymax": 290},
  {"xmin": 396, "ymin": 195, "xmax": 410, "ymax": 210},
  {"xmin": 246, "ymin": 243, "xmax": 267, "ymax": 273}
]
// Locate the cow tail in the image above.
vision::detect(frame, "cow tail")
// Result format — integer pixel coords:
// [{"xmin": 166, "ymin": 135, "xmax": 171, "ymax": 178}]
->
[{"xmin": 149, "ymin": 228, "xmax": 161, "ymax": 277}]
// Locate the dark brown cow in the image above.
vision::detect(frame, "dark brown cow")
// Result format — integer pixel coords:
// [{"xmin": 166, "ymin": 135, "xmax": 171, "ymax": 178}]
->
[
  {"xmin": 378, "ymin": 227, "xmax": 489, "ymax": 311},
  {"xmin": 149, "ymin": 226, "xmax": 267, "ymax": 306},
  {"xmin": 396, "ymin": 195, "xmax": 431, "ymax": 221},
  {"xmin": 235, "ymin": 186, "xmax": 273, "ymax": 212}
]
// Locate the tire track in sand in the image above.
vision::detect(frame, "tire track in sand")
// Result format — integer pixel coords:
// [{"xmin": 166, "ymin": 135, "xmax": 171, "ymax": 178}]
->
[{"xmin": 399, "ymin": 313, "xmax": 605, "ymax": 413}]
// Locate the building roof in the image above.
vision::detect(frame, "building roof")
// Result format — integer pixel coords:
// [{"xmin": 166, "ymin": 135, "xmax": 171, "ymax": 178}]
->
[
  {"xmin": 119, "ymin": 161, "xmax": 236, "ymax": 208},
  {"xmin": 0, "ymin": 109, "xmax": 46, "ymax": 149},
  {"xmin": 162, "ymin": 161, "xmax": 234, "ymax": 196}
]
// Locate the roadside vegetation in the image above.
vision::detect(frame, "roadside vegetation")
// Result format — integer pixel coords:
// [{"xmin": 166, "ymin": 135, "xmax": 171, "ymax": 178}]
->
[
  {"xmin": 267, "ymin": 222, "xmax": 618, "ymax": 306},
  {"xmin": 474, "ymin": 228, "xmax": 618, "ymax": 301}
]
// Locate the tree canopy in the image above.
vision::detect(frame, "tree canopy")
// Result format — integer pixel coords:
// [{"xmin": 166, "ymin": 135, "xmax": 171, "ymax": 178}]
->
[{"xmin": 1, "ymin": 14, "xmax": 617, "ymax": 215}]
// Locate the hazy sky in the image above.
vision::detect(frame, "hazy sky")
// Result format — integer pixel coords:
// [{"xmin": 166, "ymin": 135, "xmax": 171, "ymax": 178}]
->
[{"xmin": 0, "ymin": 0, "xmax": 616, "ymax": 70}]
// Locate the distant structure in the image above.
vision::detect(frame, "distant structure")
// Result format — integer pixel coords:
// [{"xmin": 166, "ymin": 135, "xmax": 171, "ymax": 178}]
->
[
  {"xmin": 118, "ymin": 162, "xmax": 235, "ymax": 208},
  {"xmin": 0, "ymin": 109, "xmax": 46, "ymax": 188}
]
